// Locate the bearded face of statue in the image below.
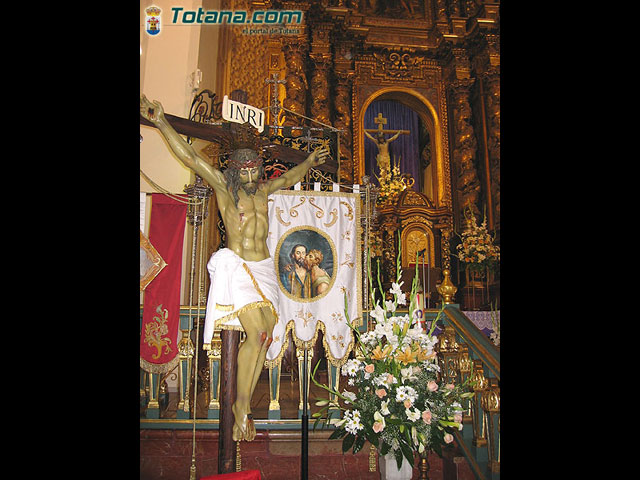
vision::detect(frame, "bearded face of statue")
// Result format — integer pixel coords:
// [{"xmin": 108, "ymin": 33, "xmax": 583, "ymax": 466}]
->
[
  {"xmin": 224, "ymin": 148, "xmax": 264, "ymax": 205},
  {"xmin": 239, "ymin": 166, "xmax": 261, "ymax": 195}
]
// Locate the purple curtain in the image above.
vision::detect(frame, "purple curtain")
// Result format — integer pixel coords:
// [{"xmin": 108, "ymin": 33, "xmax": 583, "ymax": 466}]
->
[{"xmin": 363, "ymin": 100, "xmax": 420, "ymax": 190}]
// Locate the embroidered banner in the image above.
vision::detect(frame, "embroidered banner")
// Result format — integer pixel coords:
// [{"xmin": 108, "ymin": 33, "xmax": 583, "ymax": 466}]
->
[
  {"xmin": 140, "ymin": 194, "xmax": 187, "ymax": 374},
  {"xmin": 265, "ymin": 191, "xmax": 362, "ymax": 367}
]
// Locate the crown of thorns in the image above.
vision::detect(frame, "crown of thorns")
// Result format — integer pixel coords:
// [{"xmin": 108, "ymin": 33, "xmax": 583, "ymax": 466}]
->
[
  {"xmin": 228, "ymin": 148, "xmax": 264, "ymax": 169},
  {"xmin": 220, "ymin": 122, "xmax": 266, "ymax": 169}
]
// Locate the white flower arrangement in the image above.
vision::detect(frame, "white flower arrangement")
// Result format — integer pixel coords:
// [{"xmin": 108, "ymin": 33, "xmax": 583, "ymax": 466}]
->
[{"xmin": 312, "ymin": 248, "xmax": 474, "ymax": 469}]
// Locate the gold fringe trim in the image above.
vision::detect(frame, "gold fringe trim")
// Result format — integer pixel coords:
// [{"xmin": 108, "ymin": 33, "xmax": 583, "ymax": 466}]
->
[
  {"xmin": 215, "ymin": 300, "xmax": 275, "ymax": 331},
  {"xmin": 216, "ymin": 303, "xmax": 234, "ymax": 311},
  {"xmin": 140, "ymin": 354, "xmax": 181, "ymax": 375},
  {"xmin": 265, "ymin": 318, "xmax": 355, "ymax": 369},
  {"xmin": 211, "ymin": 261, "xmax": 280, "ymax": 333},
  {"xmin": 218, "ymin": 324, "xmax": 246, "ymax": 332}
]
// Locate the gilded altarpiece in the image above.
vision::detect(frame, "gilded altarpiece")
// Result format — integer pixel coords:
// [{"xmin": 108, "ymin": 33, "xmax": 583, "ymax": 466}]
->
[{"xmin": 213, "ymin": 0, "xmax": 499, "ymax": 296}]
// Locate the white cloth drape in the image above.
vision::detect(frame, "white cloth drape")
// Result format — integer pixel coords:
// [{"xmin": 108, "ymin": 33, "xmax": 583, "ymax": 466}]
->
[{"xmin": 265, "ymin": 190, "xmax": 362, "ymax": 367}]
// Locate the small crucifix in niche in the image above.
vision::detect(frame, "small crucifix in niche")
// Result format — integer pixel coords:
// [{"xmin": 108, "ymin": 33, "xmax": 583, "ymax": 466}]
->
[{"xmin": 364, "ymin": 112, "xmax": 410, "ymax": 177}]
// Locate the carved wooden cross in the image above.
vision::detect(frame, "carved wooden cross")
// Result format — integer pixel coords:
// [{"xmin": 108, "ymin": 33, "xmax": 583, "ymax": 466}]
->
[
  {"xmin": 140, "ymin": 111, "xmax": 337, "ymax": 173},
  {"xmin": 374, "ymin": 112, "xmax": 387, "ymax": 133},
  {"xmin": 364, "ymin": 112, "xmax": 410, "ymax": 136}
]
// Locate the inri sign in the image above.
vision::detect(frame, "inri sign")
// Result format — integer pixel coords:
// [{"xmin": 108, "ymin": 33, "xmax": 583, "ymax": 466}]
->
[{"xmin": 222, "ymin": 95, "xmax": 265, "ymax": 133}]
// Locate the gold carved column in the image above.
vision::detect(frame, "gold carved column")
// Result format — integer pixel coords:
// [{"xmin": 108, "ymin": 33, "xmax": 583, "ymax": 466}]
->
[
  {"xmin": 309, "ymin": 23, "xmax": 333, "ymax": 128},
  {"xmin": 333, "ymin": 61, "xmax": 355, "ymax": 184},
  {"xmin": 282, "ymin": 38, "xmax": 309, "ymax": 129},
  {"xmin": 449, "ymin": 77, "xmax": 481, "ymax": 225},
  {"xmin": 483, "ymin": 61, "xmax": 500, "ymax": 230}
]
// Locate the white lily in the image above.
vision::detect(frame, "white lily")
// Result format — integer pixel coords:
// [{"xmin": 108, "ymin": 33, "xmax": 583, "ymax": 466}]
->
[
  {"xmin": 390, "ymin": 281, "xmax": 404, "ymax": 296},
  {"xmin": 371, "ymin": 303, "xmax": 386, "ymax": 322},
  {"xmin": 385, "ymin": 300, "xmax": 396, "ymax": 312}
]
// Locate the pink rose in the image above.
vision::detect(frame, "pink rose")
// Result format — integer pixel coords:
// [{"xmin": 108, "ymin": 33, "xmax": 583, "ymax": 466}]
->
[
  {"xmin": 445, "ymin": 384, "xmax": 455, "ymax": 390},
  {"xmin": 364, "ymin": 364, "xmax": 375, "ymax": 373},
  {"xmin": 427, "ymin": 381, "xmax": 438, "ymax": 392},
  {"xmin": 373, "ymin": 422, "xmax": 384, "ymax": 433},
  {"xmin": 404, "ymin": 399, "xmax": 412, "ymax": 409},
  {"xmin": 375, "ymin": 388, "xmax": 387, "ymax": 399},
  {"xmin": 386, "ymin": 374, "xmax": 395, "ymax": 385},
  {"xmin": 422, "ymin": 410, "xmax": 432, "ymax": 424},
  {"xmin": 444, "ymin": 433, "xmax": 454, "ymax": 444},
  {"xmin": 454, "ymin": 413, "xmax": 463, "ymax": 424}
]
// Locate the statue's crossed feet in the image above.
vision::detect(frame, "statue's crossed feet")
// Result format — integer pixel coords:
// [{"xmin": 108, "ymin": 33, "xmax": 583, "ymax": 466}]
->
[{"xmin": 232, "ymin": 404, "xmax": 256, "ymax": 442}]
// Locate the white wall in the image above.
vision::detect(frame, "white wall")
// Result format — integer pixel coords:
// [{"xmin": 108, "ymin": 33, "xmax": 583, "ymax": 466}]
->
[
  {"xmin": 140, "ymin": 0, "xmax": 221, "ymax": 309},
  {"xmin": 140, "ymin": 0, "xmax": 205, "ymax": 193}
]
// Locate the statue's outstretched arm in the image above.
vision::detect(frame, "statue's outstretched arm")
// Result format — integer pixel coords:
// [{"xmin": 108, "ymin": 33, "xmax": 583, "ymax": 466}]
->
[
  {"xmin": 265, "ymin": 147, "xmax": 330, "ymax": 194},
  {"xmin": 387, "ymin": 131, "xmax": 402, "ymax": 143},
  {"xmin": 140, "ymin": 94, "xmax": 225, "ymax": 190},
  {"xmin": 364, "ymin": 131, "xmax": 376, "ymax": 142}
]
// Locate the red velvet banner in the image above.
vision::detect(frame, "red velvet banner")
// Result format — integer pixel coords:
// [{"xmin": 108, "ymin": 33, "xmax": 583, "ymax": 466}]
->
[{"xmin": 140, "ymin": 194, "xmax": 187, "ymax": 374}]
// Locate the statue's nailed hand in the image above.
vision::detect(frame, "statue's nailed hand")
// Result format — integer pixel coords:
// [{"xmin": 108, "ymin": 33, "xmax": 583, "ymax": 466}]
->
[
  {"xmin": 140, "ymin": 94, "xmax": 165, "ymax": 124},
  {"xmin": 309, "ymin": 146, "xmax": 330, "ymax": 167}
]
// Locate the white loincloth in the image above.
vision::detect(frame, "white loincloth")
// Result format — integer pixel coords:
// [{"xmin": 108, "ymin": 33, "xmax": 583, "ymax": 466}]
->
[{"xmin": 203, "ymin": 248, "xmax": 279, "ymax": 344}]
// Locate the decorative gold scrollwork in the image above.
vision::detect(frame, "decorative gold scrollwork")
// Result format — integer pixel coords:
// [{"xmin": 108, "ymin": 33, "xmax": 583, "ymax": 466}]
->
[
  {"xmin": 144, "ymin": 304, "xmax": 173, "ymax": 360},
  {"xmin": 481, "ymin": 380, "xmax": 500, "ymax": 412},
  {"xmin": 340, "ymin": 201, "xmax": 353, "ymax": 220},
  {"xmin": 324, "ymin": 208, "xmax": 337, "ymax": 227},
  {"xmin": 276, "ymin": 206, "xmax": 291, "ymax": 226},
  {"xmin": 308, "ymin": 197, "xmax": 325, "ymax": 218},
  {"xmin": 470, "ymin": 360, "xmax": 488, "ymax": 391},
  {"xmin": 458, "ymin": 345, "xmax": 472, "ymax": 374},
  {"xmin": 289, "ymin": 196, "xmax": 306, "ymax": 217},
  {"xmin": 178, "ymin": 330, "xmax": 195, "ymax": 357},
  {"xmin": 436, "ymin": 325, "xmax": 460, "ymax": 352}
]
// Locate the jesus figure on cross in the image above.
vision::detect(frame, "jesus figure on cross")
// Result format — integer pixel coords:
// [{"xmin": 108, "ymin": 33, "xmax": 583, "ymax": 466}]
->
[{"xmin": 364, "ymin": 112, "xmax": 409, "ymax": 178}]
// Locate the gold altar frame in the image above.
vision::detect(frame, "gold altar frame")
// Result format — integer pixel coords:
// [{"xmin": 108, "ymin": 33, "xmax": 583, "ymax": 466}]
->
[
  {"xmin": 140, "ymin": 230, "xmax": 167, "ymax": 291},
  {"xmin": 354, "ymin": 86, "xmax": 451, "ymax": 209},
  {"xmin": 400, "ymin": 222, "xmax": 436, "ymax": 269}
]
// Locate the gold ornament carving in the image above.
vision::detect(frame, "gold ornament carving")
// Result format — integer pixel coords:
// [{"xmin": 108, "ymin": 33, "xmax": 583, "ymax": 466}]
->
[
  {"xmin": 436, "ymin": 269, "xmax": 457, "ymax": 304},
  {"xmin": 481, "ymin": 383, "xmax": 500, "ymax": 413},
  {"xmin": 373, "ymin": 49, "xmax": 426, "ymax": 80},
  {"xmin": 144, "ymin": 304, "xmax": 173, "ymax": 360},
  {"xmin": 403, "ymin": 190, "xmax": 427, "ymax": 205}
]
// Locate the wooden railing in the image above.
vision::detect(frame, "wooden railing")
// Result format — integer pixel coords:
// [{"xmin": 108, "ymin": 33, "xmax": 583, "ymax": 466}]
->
[{"xmin": 430, "ymin": 305, "xmax": 500, "ymax": 480}]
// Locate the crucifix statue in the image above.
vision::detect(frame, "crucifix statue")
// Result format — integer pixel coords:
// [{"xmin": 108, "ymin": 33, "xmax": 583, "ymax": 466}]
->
[
  {"xmin": 140, "ymin": 94, "xmax": 330, "ymax": 443},
  {"xmin": 364, "ymin": 112, "xmax": 410, "ymax": 177}
]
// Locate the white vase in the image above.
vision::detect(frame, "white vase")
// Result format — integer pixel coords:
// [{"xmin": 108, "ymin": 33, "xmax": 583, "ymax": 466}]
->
[{"xmin": 379, "ymin": 451, "xmax": 413, "ymax": 480}]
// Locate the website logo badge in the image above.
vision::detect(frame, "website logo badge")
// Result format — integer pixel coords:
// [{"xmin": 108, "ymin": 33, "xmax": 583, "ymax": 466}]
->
[{"xmin": 145, "ymin": 6, "xmax": 162, "ymax": 36}]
